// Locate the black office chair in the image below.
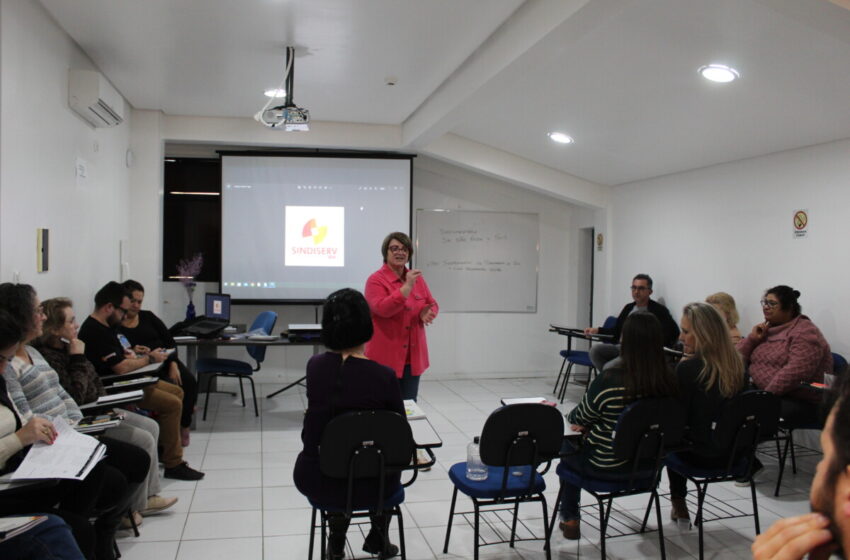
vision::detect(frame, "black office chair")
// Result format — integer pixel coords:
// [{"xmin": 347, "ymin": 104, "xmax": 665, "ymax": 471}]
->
[
  {"xmin": 306, "ymin": 410, "xmax": 418, "ymax": 560},
  {"xmin": 662, "ymin": 390, "xmax": 779, "ymax": 560},
  {"xmin": 549, "ymin": 397, "xmax": 686, "ymax": 559},
  {"xmin": 770, "ymin": 352, "xmax": 845, "ymax": 496},
  {"xmin": 443, "ymin": 403, "xmax": 563, "ymax": 560},
  {"xmin": 198, "ymin": 310, "xmax": 277, "ymax": 420}
]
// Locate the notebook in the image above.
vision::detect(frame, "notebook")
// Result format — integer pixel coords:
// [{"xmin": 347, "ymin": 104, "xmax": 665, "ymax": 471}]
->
[{"xmin": 185, "ymin": 293, "xmax": 231, "ymax": 337}]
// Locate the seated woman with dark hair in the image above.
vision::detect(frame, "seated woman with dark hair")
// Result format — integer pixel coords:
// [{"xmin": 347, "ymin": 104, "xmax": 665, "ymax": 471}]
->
[
  {"xmin": 557, "ymin": 312, "xmax": 677, "ymax": 540},
  {"xmin": 668, "ymin": 302, "xmax": 746, "ymax": 522},
  {"xmin": 293, "ymin": 288, "xmax": 405, "ymax": 560},
  {"xmin": 118, "ymin": 279, "xmax": 197, "ymax": 445},
  {"xmin": 737, "ymin": 285, "xmax": 831, "ymax": 425},
  {"xmin": 0, "ymin": 310, "xmax": 123, "ymax": 560}
]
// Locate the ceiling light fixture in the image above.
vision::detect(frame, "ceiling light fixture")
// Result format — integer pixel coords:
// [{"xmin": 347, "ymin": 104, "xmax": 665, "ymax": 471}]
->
[
  {"xmin": 547, "ymin": 132, "xmax": 574, "ymax": 144},
  {"xmin": 264, "ymin": 88, "xmax": 286, "ymax": 98},
  {"xmin": 699, "ymin": 64, "xmax": 740, "ymax": 83}
]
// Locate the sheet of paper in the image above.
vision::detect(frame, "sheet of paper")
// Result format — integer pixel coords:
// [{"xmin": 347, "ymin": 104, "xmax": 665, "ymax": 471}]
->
[
  {"xmin": 97, "ymin": 389, "xmax": 144, "ymax": 404},
  {"xmin": 12, "ymin": 417, "xmax": 105, "ymax": 480}
]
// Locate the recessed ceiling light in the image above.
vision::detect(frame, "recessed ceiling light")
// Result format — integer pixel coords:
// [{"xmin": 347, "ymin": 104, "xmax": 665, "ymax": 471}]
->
[
  {"xmin": 547, "ymin": 132, "xmax": 574, "ymax": 144},
  {"xmin": 699, "ymin": 64, "xmax": 740, "ymax": 83},
  {"xmin": 264, "ymin": 88, "xmax": 287, "ymax": 98}
]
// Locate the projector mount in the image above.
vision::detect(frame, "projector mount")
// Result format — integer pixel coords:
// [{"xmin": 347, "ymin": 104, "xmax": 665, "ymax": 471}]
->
[{"xmin": 254, "ymin": 46, "xmax": 310, "ymax": 131}]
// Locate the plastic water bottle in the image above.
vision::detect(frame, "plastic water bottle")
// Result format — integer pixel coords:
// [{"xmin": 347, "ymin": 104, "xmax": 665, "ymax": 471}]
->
[{"xmin": 466, "ymin": 436, "xmax": 488, "ymax": 481}]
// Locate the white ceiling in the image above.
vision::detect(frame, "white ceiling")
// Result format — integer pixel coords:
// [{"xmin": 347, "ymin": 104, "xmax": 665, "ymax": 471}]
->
[{"xmin": 39, "ymin": 0, "xmax": 850, "ymax": 186}]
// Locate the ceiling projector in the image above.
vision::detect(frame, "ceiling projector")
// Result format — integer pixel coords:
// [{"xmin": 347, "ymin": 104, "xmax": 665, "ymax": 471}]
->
[
  {"xmin": 256, "ymin": 46, "xmax": 310, "ymax": 132},
  {"xmin": 254, "ymin": 105, "xmax": 310, "ymax": 132}
]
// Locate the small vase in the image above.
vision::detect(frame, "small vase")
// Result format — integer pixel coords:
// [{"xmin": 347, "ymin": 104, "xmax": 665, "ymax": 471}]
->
[{"xmin": 185, "ymin": 285, "xmax": 196, "ymax": 320}]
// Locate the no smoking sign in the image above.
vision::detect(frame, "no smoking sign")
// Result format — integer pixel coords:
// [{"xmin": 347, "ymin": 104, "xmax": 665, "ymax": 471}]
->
[{"xmin": 793, "ymin": 209, "xmax": 808, "ymax": 239}]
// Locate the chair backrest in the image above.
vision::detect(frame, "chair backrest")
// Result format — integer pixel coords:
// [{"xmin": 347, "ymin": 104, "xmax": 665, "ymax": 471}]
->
[
  {"xmin": 319, "ymin": 410, "xmax": 415, "ymax": 479},
  {"xmin": 611, "ymin": 397, "xmax": 686, "ymax": 481},
  {"xmin": 318, "ymin": 409, "xmax": 414, "ymax": 513},
  {"xmin": 832, "ymin": 352, "xmax": 847, "ymax": 377},
  {"xmin": 602, "ymin": 315, "xmax": 617, "ymax": 330},
  {"xmin": 710, "ymin": 390, "xmax": 779, "ymax": 469},
  {"xmin": 479, "ymin": 403, "xmax": 564, "ymax": 467},
  {"xmin": 246, "ymin": 311, "xmax": 278, "ymax": 363}
]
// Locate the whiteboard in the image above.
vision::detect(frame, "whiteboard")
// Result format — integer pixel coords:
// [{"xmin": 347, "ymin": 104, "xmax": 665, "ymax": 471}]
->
[{"xmin": 415, "ymin": 210, "xmax": 539, "ymax": 313}]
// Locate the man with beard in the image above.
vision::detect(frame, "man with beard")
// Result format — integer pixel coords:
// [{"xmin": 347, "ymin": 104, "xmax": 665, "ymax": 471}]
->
[
  {"xmin": 752, "ymin": 380, "xmax": 850, "ymax": 560},
  {"xmin": 78, "ymin": 281, "xmax": 203, "ymax": 480}
]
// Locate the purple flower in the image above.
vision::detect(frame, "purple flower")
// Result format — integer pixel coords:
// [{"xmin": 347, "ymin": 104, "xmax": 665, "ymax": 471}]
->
[{"xmin": 176, "ymin": 253, "xmax": 203, "ymax": 287}]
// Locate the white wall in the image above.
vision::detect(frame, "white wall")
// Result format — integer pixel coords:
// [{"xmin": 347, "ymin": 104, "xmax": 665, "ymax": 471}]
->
[
  {"xmin": 414, "ymin": 156, "xmax": 595, "ymax": 377},
  {"xmin": 609, "ymin": 138, "xmax": 850, "ymax": 356},
  {"xmin": 0, "ymin": 0, "xmax": 131, "ymax": 309}
]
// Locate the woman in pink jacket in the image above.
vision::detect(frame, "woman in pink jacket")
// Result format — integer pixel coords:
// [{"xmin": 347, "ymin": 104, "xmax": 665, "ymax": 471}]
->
[
  {"xmin": 365, "ymin": 232, "xmax": 438, "ymax": 403},
  {"xmin": 737, "ymin": 285, "xmax": 831, "ymax": 426}
]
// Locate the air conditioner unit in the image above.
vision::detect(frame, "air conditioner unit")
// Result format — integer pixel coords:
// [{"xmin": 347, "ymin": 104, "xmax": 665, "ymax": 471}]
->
[{"xmin": 68, "ymin": 70, "xmax": 124, "ymax": 128}]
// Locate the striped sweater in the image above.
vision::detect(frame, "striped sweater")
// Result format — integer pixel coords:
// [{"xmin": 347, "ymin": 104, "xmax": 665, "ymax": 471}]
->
[
  {"xmin": 568, "ymin": 368, "xmax": 629, "ymax": 470},
  {"xmin": 3, "ymin": 346, "xmax": 83, "ymax": 424}
]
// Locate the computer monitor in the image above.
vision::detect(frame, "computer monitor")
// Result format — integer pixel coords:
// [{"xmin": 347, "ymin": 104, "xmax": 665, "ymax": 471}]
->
[{"xmin": 204, "ymin": 293, "xmax": 231, "ymax": 321}]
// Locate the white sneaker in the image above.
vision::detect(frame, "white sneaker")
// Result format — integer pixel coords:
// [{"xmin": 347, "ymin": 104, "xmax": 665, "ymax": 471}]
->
[
  {"xmin": 141, "ymin": 495, "xmax": 179, "ymax": 516},
  {"xmin": 416, "ymin": 449, "xmax": 432, "ymax": 471}
]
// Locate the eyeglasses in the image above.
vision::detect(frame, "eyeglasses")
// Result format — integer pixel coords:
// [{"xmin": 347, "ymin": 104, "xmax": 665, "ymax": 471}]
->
[
  {"xmin": 760, "ymin": 299, "xmax": 780, "ymax": 309},
  {"xmin": 388, "ymin": 246, "xmax": 409, "ymax": 254},
  {"xmin": 33, "ymin": 305, "xmax": 44, "ymax": 316},
  {"xmin": 116, "ymin": 306, "xmax": 130, "ymax": 317},
  {"xmin": 630, "ymin": 286, "xmax": 649, "ymax": 291}
]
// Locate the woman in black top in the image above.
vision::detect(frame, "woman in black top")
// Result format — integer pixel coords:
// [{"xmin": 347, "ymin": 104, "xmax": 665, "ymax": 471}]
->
[
  {"xmin": 668, "ymin": 302, "xmax": 745, "ymax": 522},
  {"xmin": 118, "ymin": 280, "xmax": 197, "ymax": 441},
  {"xmin": 293, "ymin": 289, "xmax": 405, "ymax": 560}
]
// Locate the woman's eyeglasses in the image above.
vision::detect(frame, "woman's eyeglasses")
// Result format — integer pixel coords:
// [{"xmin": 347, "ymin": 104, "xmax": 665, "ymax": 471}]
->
[
  {"xmin": 388, "ymin": 246, "xmax": 409, "ymax": 254},
  {"xmin": 760, "ymin": 299, "xmax": 780, "ymax": 308}
]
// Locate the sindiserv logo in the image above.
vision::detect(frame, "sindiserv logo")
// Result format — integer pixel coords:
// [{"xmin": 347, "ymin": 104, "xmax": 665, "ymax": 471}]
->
[{"xmin": 301, "ymin": 218, "xmax": 328, "ymax": 245}]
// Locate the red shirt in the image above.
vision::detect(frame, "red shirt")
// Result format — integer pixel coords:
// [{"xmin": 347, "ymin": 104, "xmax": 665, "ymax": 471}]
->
[{"xmin": 364, "ymin": 264, "xmax": 438, "ymax": 378}]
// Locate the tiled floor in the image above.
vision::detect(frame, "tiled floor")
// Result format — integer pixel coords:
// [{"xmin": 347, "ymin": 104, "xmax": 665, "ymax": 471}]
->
[{"xmin": 115, "ymin": 373, "xmax": 816, "ymax": 559}]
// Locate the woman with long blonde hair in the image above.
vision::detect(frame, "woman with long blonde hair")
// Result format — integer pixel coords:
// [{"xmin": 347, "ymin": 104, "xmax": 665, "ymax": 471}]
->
[{"xmin": 668, "ymin": 302, "xmax": 745, "ymax": 522}]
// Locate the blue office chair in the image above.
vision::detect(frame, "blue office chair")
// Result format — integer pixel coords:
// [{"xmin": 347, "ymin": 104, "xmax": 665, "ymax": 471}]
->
[
  {"xmin": 443, "ymin": 403, "xmax": 563, "ymax": 560},
  {"xmin": 550, "ymin": 397, "xmax": 686, "ymax": 560},
  {"xmin": 197, "ymin": 311, "xmax": 277, "ymax": 420},
  {"xmin": 554, "ymin": 315, "xmax": 616, "ymax": 402},
  {"xmin": 771, "ymin": 351, "xmax": 845, "ymax": 496}
]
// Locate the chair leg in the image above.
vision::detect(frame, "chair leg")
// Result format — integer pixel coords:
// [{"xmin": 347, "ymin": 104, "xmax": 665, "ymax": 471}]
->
[
  {"xmin": 558, "ymin": 362, "xmax": 575, "ymax": 403},
  {"xmin": 395, "ymin": 505, "xmax": 406, "ymax": 560},
  {"xmin": 247, "ymin": 376, "xmax": 259, "ymax": 417},
  {"xmin": 202, "ymin": 372, "xmax": 215, "ymax": 421},
  {"xmin": 308, "ymin": 508, "xmax": 317, "ymax": 560},
  {"xmin": 776, "ymin": 436, "xmax": 791, "ymax": 497},
  {"xmin": 540, "ymin": 493, "xmax": 551, "ymax": 560},
  {"xmin": 473, "ymin": 499, "xmax": 481, "ymax": 560},
  {"xmin": 320, "ymin": 509, "xmax": 327, "ymax": 560},
  {"xmin": 238, "ymin": 376, "xmax": 246, "ymax": 408},
  {"xmin": 788, "ymin": 430, "xmax": 798, "ymax": 474},
  {"xmin": 695, "ymin": 482, "xmax": 707, "ymax": 560},
  {"xmin": 598, "ymin": 497, "xmax": 613, "ymax": 560},
  {"xmin": 751, "ymin": 479, "xmax": 761, "ymax": 535},
  {"xmin": 547, "ymin": 483, "xmax": 564, "ymax": 544},
  {"xmin": 639, "ymin": 491, "xmax": 655, "ymax": 532},
  {"xmin": 653, "ymin": 491, "xmax": 667, "ymax": 560},
  {"xmin": 442, "ymin": 487, "xmax": 459, "ymax": 553},
  {"xmin": 554, "ymin": 356, "xmax": 568, "ymax": 394},
  {"xmin": 509, "ymin": 500, "xmax": 519, "ymax": 547}
]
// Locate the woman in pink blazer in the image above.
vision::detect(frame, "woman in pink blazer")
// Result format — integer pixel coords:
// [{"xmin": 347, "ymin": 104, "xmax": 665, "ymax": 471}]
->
[{"xmin": 365, "ymin": 232, "xmax": 438, "ymax": 402}]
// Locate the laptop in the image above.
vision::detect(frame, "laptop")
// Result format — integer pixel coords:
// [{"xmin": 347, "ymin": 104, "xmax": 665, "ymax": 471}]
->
[{"xmin": 185, "ymin": 293, "xmax": 231, "ymax": 338}]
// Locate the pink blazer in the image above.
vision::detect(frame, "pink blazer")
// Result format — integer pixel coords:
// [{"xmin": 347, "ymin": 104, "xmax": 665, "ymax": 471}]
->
[{"xmin": 364, "ymin": 264, "xmax": 438, "ymax": 378}]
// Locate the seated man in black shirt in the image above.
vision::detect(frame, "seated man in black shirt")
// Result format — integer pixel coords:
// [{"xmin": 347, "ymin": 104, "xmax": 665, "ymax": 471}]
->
[
  {"xmin": 584, "ymin": 274, "xmax": 679, "ymax": 372},
  {"xmin": 78, "ymin": 281, "xmax": 203, "ymax": 480}
]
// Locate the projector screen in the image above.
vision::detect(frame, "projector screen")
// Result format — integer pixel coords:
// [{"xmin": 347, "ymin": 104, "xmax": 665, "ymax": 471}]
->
[{"xmin": 221, "ymin": 154, "xmax": 412, "ymax": 302}]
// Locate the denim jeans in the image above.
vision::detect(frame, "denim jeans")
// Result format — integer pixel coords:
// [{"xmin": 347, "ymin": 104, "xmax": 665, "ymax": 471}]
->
[
  {"xmin": 398, "ymin": 365, "xmax": 421, "ymax": 401},
  {"xmin": 0, "ymin": 514, "xmax": 85, "ymax": 560}
]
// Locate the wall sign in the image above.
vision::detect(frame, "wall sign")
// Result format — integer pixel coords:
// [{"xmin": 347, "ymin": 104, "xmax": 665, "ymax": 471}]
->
[{"xmin": 793, "ymin": 209, "xmax": 808, "ymax": 239}]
